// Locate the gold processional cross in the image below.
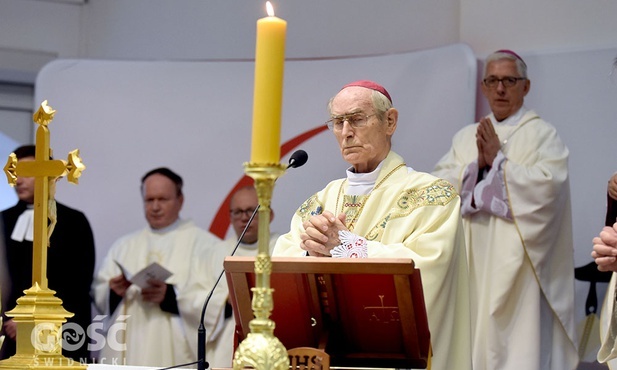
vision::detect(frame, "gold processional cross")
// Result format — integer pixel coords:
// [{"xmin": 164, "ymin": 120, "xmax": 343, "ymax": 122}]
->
[{"xmin": 0, "ymin": 100, "xmax": 86, "ymax": 370}]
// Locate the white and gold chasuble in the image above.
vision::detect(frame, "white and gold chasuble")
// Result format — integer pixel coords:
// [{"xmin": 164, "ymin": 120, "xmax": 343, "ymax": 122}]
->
[
  {"xmin": 433, "ymin": 110, "xmax": 578, "ymax": 370},
  {"xmin": 274, "ymin": 151, "xmax": 473, "ymax": 370},
  {"xmin": 599, "ymin": 274, "xmax": 617, "ymax": 368}
]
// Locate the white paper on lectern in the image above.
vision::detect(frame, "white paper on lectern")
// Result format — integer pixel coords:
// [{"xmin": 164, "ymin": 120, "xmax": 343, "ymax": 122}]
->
[{"xmin": 114, "ymin": 260, "xmax": 173, "ymax": 289}]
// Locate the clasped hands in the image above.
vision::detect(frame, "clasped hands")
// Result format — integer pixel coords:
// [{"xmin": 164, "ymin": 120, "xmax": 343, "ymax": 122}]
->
[
  {"xmin": 477, "ymin": 117, "xmax": 501, "ymax": 169},
  {"xmin": 592, "ymin": 223, "xmax": 617, "ymax": 272},
  {"xmin": 109, "ymin": 274, "xmax": 167, "ymax": 303},
  {"xmin": 591, "ymin": 174, "xmax": 617, "ymax": 272},
  {"xmin": 300, "ymin": 210, "xmax": 348, "ymax": 257}
]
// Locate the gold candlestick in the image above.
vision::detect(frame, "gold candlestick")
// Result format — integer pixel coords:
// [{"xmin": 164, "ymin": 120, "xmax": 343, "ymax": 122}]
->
[{"xmin": 232, "ymin": 162, "xmax": 289, "ymax": 370}]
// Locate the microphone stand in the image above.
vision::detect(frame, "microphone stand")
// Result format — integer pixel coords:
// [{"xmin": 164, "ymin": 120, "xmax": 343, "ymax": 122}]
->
[{"xmin": 197, "ymin": 206, "xmax": 260, "ymax": 370}]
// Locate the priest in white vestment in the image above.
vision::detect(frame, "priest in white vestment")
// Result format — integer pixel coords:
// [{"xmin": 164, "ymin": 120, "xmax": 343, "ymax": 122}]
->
[
  {"xmin": 92, "ymin": 167, "xmax": 219, "ymax": 367},
  {"xmin": 433, "ymin": 50, "xmax": 578, "ymax": 370},
  {"xmin": 592, "ymin": 170, "xmax": 617, "ymax": 368},
  {"xmin": 273, "ymin": 80, "xmax": 473, "ymax": 370},
  {"xmin": 202, "ymin": 186, "xmax": 278, "ymax": 368},
  {"xmin": 598, "ymin": 269, "xmax": 617, "ymax": 369}
]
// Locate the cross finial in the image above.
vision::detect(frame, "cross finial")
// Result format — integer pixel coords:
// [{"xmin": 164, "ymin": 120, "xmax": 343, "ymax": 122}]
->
[{"xmin": 2, "ymin": 100, "xmax": 85, "ymax": 289}]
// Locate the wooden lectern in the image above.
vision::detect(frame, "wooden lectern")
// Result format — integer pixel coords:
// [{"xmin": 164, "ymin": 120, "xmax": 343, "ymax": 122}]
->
[{"xmin": 224, "ymin": 257, "xmax": 430, "ymax": 369}]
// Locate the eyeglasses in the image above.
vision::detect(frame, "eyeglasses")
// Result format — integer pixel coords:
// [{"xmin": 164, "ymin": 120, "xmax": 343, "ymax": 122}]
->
[
  {"xmin": 230, "ymin": 208, "xmax": 257, "ymax": 219},
  {"xmin": 482, "ymin": 76, "xmax": 526, "ymax": 89},
  {"xmin": 325, "ymin": 113, "xmax": 376, "ymax": 131}
]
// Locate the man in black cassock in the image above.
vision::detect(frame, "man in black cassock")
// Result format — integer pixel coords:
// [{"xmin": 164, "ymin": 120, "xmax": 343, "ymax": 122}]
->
[{"xmin": 0, "ymin": 145, "xmax": 95, "ymax": 363}]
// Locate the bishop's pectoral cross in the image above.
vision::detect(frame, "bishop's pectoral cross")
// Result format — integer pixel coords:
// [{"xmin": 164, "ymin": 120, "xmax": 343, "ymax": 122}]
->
[
  {"xmin": 3, "ymin": 100, "xmax": 85, "ymax": 289},
  {"xmin": 0, "ymin": 100, "xmax": 86, "ymax": 370}
]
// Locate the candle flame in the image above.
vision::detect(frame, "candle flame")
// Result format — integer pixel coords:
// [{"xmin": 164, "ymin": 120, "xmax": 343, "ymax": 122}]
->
[{"xmin": 266, "ymin": 1, "xmax": 274, "ymax": 17}]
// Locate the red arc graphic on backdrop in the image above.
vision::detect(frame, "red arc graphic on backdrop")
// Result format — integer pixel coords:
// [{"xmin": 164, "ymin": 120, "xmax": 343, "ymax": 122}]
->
[{"xmin": 208, "ymin": 125, "xmax": 328, "ymax": 238}]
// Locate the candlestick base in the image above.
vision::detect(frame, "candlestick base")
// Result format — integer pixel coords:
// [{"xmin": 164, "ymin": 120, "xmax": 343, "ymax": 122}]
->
[
  {"xmin": 232, "ymin": 162, "xmax": 289, "ymax": 370},
  {"xmin": 0, "ymin": 283, "xmax": 86, "ymax": 370}
]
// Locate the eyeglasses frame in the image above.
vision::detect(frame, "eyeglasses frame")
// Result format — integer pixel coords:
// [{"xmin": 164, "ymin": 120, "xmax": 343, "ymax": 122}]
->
[
  {"xmin": 482, "ymin": 76, "xmax": 527, "ymax": 89},
  {"xmin": 325, "ymin": 113, "xmax": 378, "ymax": 131}
]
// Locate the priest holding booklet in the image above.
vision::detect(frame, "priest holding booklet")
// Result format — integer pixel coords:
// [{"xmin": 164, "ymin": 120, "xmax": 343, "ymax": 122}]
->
[
  {"xmin": 92, "ymin": 167, "xmax": 219, "ymax": 366},
  {"xmin": 273, "ymin": 80, "xmax": 472, "ymax": 370}
]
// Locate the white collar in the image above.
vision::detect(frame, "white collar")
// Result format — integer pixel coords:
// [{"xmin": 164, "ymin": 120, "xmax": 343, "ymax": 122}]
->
[
  {"xmin": 345, "ymin": 161, "xmax": 384, "ymax": 196},
  {"xmin": 150, "ymin": 218, "xmax": 182, "ymax": 234},
  {"xmin": 11, "ymin": 205, "xmax": 34, "ymax": 242},
  {"xmin": 492, "ymin": 106, "xmax": 528, "ymax": 126}
]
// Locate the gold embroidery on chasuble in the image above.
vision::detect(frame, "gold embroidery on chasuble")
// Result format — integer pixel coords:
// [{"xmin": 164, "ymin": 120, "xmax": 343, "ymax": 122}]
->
[
  {"xmin": 296, "ymin": 194, "xmax": 324, "ymax": 222},
  {"xmin": 365, "ymin": 179, "xmax": 458, "ymax": 241},
  {"xmin": 341, "ymin": 194, "xmax": 368, "ymax": 229},
  {"xmin": 148, "ymin": 249, "xmax": 165, "ymax": 264}
]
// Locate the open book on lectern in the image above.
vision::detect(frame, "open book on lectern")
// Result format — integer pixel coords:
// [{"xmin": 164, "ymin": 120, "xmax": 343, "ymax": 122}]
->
[{"xmin": 223, "ymin": 257, "xmax": 431, "ymax": 369}]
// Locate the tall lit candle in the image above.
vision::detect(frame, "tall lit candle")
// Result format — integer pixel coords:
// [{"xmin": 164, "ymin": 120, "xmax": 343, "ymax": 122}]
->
[{"xmin": 250, "ymin": 1, "xmax": 287, "ymax": 163}]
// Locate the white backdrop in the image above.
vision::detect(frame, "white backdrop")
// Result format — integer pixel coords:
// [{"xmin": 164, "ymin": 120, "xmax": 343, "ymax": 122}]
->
[{"xmin": 33, "ymin": 43, "xmax": 477, "ymax": 275}]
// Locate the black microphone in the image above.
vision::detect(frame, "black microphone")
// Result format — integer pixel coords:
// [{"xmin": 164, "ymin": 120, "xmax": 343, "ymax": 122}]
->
[{"xmin": 287, "ymin": 149, "xmax": 308, "ymax": 169}]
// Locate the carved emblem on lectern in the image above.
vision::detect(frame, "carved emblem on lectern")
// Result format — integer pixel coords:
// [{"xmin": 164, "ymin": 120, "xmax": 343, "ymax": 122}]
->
[{"xmin": 364, "ymin": 295, "xmax": 400, "ymax": 324}]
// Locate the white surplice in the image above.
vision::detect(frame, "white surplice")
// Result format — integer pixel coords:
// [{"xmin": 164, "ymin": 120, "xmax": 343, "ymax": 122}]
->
[
  {"xmin": 92, "ymin": 219, "xmax": 219, "ymax": 367},
  {"xmin": 599, "ymin": 273, "xmax": 617, "ymax": 368}
]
